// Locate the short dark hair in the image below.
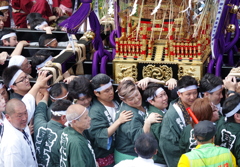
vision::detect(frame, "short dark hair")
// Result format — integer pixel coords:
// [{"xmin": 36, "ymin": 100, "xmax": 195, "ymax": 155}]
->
[
  {"xmin": 177, "ymin": 75, "xmax": 198, "ymax": 90},
  {"xmin": 222, "ymin": 93, "xmax": 240, "ymax": 122},
  {"xmin": 30, "ymin": 17, "xmax": 47, "ymax": 30},
  {"xmin": 49, "ymin": 83, "xmax": 68, "ymax": 98},
  {"xmin": 142, "ymin": 82, "xmax": 165, "ymax": 102},
  {"xmin": 2, "ymin": 65, "xmax": 21, "ymax": 89},
  {"xmin": 51, "ymin": 99, "xmax": 72, "ymax": 120},
  {"xmin": 39, "ymin": 34, "xmax": 56, "ymax": 47},
  {"xmin": 31, "ymin": 49, "xmax": 54, "ymax": 67},
  {"xmin": 91, "ymin": 73, "xmax": 111, "ymax": 90},
  {"xmin": 26, "ymin": 13, "xmax": 42, "ymax": 25},
  {"xmin": 200, "ymin": 73, "xmax": 223, "ymax": 93},
  {"xmin": 135, "ymin": 133, "xmax": 158, "ymax": 159},
  {"xmin": 0, "ymin": 29, "xmax": 16, "ymax": 45},
  {"xmin": 68, "ymin": 76, "xmax": 93, "ymax": 101}
]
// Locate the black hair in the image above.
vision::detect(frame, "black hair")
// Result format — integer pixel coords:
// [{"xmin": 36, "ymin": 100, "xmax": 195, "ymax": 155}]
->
[
  {"xmin": 2, "ymin": 65, "xmax": 21, "ymax": 89},
  {"xmin": 177, "ymin": 75, "xmax": 198, "ymax": 90},
  {"xmin": 0, "ymin": 11, "xmax": 3, "ymax": 17},
  {"xmin": 135, "ymin": 133, "xmax": 158, "ymax": 159},
  {"xmin": 39, "ymin": 34, "xmax": 56, "ymax": 47},
  {"xmin": 49, "ymin": 82, "xmax": 68, "ymax": 98},
  {"xmin": 31, "ymin": 49, "xmax": 54, "ymax": 67},
  {"xmin": 26, "ymin": 13, "xmax": 42, "ymax": 25},
  {"xmin": 222, "ymin": 93, "xmax": 240, "ymax": 123},
  {"xmin": 142, "ymin": 83, "xmax": 165, "ymax": 102},
  {"xmin": 200, "ymin": 73, "xmax": 223, "ymax": 93},
  {"xmin": 51, "ymin": 99, "xmax": 72, "ymax": 120},
  {"xmin": 68, "ymin": 76, "xmax": 93, "ymax": 101},
  {"xmin": 91, "ymin": 73, "xmax": 111, "ymax": 90},
  {"xmin": 0, "ymin": 28, "xmax": 16, "ymax": 45},
  {"xmin": 56, "ymin": 16, "xmax": 69, "ymax": 30},
  {"xmin": 30, "ymin": 17, "xmax": 47, "ymax": 30}
]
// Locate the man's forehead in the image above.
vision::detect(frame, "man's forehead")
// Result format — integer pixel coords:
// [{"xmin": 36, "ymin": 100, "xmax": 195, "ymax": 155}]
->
[{"xmin": 17, "ymin": 72, "xmax": 26, "ymax": 79}]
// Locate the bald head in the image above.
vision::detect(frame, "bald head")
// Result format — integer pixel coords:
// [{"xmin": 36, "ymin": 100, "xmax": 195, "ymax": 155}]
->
[
  {"xmin": 66, "ymin": 104, "xmax": 86, "ymax": 122},
  {"xmin": 6, "ymin": 98, "xmax": 25, "ymax": 116}
]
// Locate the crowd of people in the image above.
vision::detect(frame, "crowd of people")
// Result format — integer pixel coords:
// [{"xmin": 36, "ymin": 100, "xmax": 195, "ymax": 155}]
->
[
  {"xmin": 0, "ymin": 0, "xmax": 239, "ymax": 167},
  {"xmin": 0, "ymin": 63, "xmax": 240, "ymax": 167}
]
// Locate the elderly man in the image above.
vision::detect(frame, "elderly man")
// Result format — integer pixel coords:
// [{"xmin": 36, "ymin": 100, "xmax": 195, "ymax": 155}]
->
[
  {"xmin": 60, "ymin": 104, "xmax": 98, "ymax": 167},
  {"xmin": 0, "ymin": 70, "xmax": 52, "ymax": 167}
]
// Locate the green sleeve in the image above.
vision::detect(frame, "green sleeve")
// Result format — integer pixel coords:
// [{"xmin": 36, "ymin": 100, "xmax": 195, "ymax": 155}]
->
[
  {"xmin": 34, "ymin": 101, "xmax": 48, "ymax": 132},
  {"xmin": 121, "ymin": 113, "xmax": 144, "ymax": 144},
  {"xmin": 179, "ymin": 125, "xmax": 192, "ymax": 154},
  {"xmin": 160, "ymin": 110, "xmax": 182, "ymax": 167},
  {"xmin": 68, "ymin": 142, "xmax": 87, "ymax": 167},
  {"xmin": 89, "ymin": 107, "xmax": 109, "ymax": 149}
]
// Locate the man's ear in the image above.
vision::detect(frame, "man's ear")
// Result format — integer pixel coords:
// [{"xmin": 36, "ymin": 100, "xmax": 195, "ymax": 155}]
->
[
  {"xmin": 177, "ymin": 91, "xmax": 182, "ymax": 98},
  {"xmin": 5, "ymin": 113, "xmax": 10, "ymax": 121},
  {"xmin": 10, "ymin": 85, "xmax": 17, "ymax": 91},
  {"xmin": 234, "ymin": 113, "xmax": 240, "ymax": 122},
  {"xmin": 148, "ymin": 99, "xmax": 154, "ymax": 106},
  {"xmin": 204, "ymin": 92, "xmax": 210, "ymax": 98},
  {"xmin": 61, "ymin": 115, "xmax": 66, "ymax": 121},
  {"xmin": 2, "ymin": 39, "xmax": 9, "ymax": 46},
  {"xmin": 94, "ymin": 90, "xmax": 99, "ymax": 97}
]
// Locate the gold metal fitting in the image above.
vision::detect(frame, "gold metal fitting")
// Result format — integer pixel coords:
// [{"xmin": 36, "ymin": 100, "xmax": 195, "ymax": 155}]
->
[
  {"xmin": 226, "ymin": 24, "xmax": 236, "ymax": 32},
  {"xmin": 230, "ymin": 5, "xmax": 238, "ymax": 13},
  {"xmin": 83, "ymin": 31, "xmax": 95, "ymax": 40}
]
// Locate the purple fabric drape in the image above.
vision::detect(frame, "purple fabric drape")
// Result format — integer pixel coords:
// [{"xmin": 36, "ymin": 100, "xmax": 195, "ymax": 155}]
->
[{"xmin": 58, "ymin": 0, "xmax": 112, "ymax": 77}]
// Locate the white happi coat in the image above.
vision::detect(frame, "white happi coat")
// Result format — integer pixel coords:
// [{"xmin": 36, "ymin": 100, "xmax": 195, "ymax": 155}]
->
[{"xmin": 0, "ymin": 94, "xmax": 37, "ymax": 167}]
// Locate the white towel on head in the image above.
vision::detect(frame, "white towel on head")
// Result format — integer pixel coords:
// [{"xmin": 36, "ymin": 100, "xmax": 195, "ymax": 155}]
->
[{"xmin": 8, "ymin": 55, "xmax": 25, "ymax": 67}]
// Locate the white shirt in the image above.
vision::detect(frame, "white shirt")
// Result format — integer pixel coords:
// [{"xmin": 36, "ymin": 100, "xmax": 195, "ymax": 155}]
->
[
  {"xmin": 0, "ymin": 94, "xmax": 37, "ymax": 167},
  {"xmin": 105, "ymin": 102, "xmax": 118, "ymax": 122},
  {"xmin": 114, "ymin": 157, "xmax": 161, "ymax": 167}
]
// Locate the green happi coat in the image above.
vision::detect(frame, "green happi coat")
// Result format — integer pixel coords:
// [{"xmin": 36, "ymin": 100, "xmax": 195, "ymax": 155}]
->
[
  {"xmin": 179, "ymin": 124, "xmax": 197, "ymax": 154},
  {"xmin": 115, "ymin": 102, "xmax": 145, "ymax": 161},
  {"xmin": 215, "ymin": 117, "xmax": 240, "ymax": 166},
  {"xmin": 88, "ymin": 98, "xmax": 118, "ymax": 159},
  {"xmin": 159, "ymin": 98, "xmax": 188, "ymax": 167},
  {"xmin": 147, "ymin": 105, "xmax": 166, "ymax": 164},
  {"xmin": 34, "ymin": 101, "xmax": 64, "ymax": 167},
  {"xmin": 60, "ymin": 126, "xmax": 97, "ymax": 167}
]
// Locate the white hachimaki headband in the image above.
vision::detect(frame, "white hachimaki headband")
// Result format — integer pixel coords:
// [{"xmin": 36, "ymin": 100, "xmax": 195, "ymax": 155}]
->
[
  {"xmin": 0, "ymin": 83, "xmax": 4, "ymax": 89},
  {"xmin": 50, "ymin": 92, "xmax": 69, "ymax": 101},
  {"xmin": 44, "ymin": 38, "xmax": 57, "ymax": 46},
  {"xmin": 1, "ymin": 32, "xmax": 17, "ymax": 40},
  {"xmin": 94, "ymin": 81, "xmax": 112, "ymax": 92},
  {"xmin": 206, "ymin": 85, "xmax": 222, "ymax": 93},
  {"xmin": 178, "ymin": 85, "xmax": 198, "ymax": 93},
  {"xmin": 36, "ymin": 56, "xmax": 53, "ymax": 70},
  {"xmin": 0, "ymin": 6, "xmax": 9, "ymax": 11},
  {"xmin": 35, "ymin": 21, "xmax": 48, "ymax": 30},
  {"xmin": 8, "ymin": 55, "xmax": 25, "ymax": 67},
  {"xmin": 147, "ymin": 87, "xmax": 164, "ymax": 102},
  {"xmin": 64, "ymin": 107, "xmax": 87, "ymax": 126},
  {"xmin": 51, "ymin": 110, "xmax": 66, "ymax": 116},
  {"xmin": 8, "ymin": 69, "xmax": 23, "ymax": 90},
  {"xmin": 225, "ymin": 103, "xmax": 240, "ymax": 118},
  {"xmin": 79, "ymin": 93, "xmax": 86, "ymax": 97}
]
